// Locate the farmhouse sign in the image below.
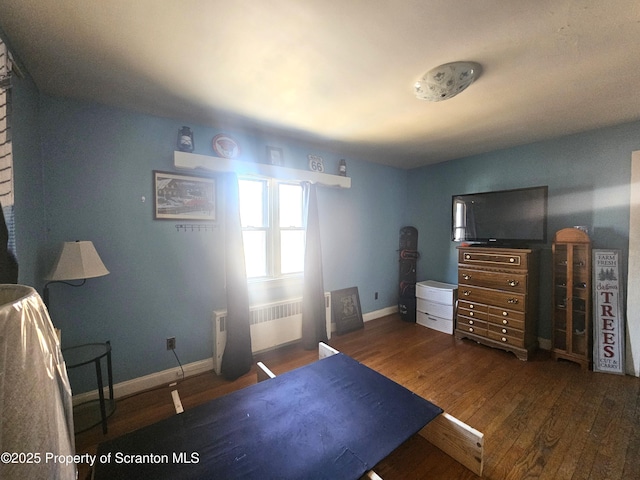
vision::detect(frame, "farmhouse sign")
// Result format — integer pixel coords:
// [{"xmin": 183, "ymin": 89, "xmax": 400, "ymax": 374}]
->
[{"xmin": 592, "ymin": 250, "xmax": 625, "ymax": 374}]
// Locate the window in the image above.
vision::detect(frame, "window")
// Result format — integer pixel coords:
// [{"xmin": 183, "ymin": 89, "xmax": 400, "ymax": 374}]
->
[
  {"xmin": 452, "ymin": 198, "xmax": 466, "ymax": 241},
  {"xmin": 239, "ymin": 178, "xmax": 305, "ymax": 279}
]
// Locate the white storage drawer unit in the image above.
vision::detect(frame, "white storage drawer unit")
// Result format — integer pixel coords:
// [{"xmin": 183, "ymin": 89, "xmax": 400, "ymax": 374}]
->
[{"xmin": 415, "ymin": 280, "xmax": 458, "ymax": 334}]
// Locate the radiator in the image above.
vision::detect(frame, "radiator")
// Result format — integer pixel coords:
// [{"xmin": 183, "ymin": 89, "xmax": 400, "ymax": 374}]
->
[{"xmin": 213, "ymin": 293, "xmax": 332, "ymax": 375}]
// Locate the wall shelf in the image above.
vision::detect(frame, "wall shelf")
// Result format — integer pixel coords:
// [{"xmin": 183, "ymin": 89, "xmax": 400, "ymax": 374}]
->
[{"xmin": 173, "ymin": 151, "xmax": 351, "ymax": 188}]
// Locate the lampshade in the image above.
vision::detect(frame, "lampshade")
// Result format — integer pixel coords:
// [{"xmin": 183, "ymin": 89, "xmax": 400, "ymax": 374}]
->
[
  {"xmin": 46, "ymin": 241, "xmax": 109, "ymax": 281},
  {"xmin": 414, "ymin": 61, "xmax": 481, "ymax": 102}
]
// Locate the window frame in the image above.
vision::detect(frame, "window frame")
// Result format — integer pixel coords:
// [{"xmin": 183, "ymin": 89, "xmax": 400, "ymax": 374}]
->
[
  {"xmin": 452, "ymin": 198, "xmax": 467, "ymax": 242},
  {"xmin": 239, "ymin": 176, "xmax": 305, "ymax": 282}
]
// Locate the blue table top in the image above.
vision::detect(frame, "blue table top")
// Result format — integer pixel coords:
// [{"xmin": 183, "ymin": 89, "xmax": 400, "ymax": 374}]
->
[{"xmin": 95, "ymin": 353, "xmax": 442, "ymax": 479}]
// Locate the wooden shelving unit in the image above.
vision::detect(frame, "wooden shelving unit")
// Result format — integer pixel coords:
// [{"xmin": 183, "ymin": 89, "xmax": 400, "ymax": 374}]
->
[{"xmin": 551, "ymin": 228, "xmax": 592, "ymax": 370}]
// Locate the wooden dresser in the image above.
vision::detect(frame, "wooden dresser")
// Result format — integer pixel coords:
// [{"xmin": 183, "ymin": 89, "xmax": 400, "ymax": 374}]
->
[{"xmin": 454, "ymin": 246, "xmax": 540, "ymax": 360}]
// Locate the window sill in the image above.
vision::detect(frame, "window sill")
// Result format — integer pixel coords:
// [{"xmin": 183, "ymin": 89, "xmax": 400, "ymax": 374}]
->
[{"xmin": 247, "ymin": 275, "xmax": 304, "ymax": 304}]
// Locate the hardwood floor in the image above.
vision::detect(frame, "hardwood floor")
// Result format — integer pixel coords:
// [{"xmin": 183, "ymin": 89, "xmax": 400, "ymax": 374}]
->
[{"xmin": 75, "ymin": 314, "xmax": 640, "ymax": 479}]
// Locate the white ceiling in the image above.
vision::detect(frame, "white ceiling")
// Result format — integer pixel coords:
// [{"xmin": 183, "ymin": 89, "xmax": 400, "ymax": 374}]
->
[{"xmin": 1, "ymin": 0, "xmax": 640, "ymax": 169}]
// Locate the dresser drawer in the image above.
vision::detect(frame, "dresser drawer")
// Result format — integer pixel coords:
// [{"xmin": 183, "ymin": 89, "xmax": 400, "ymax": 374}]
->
[
  {"xmin": 417, "ymin": 298, "xmax": 454, "ymax": 320},
  {"xmin": 416, "ymin": 280, "xmax": 457, "ymax": 305},
  {"xmin": 417, "ymin": 311, "xmax": 454, "ymax": 334},
  {"xmin": 488, "ymin": 307, "xmax": 525, "ymax": 329},
  {"xmin": 488, "ymin": 323, "xmax": 524, "ymax": 339},
  {"xmin": 459, "ymin": 249, "xmax": 528, "ymax": 270},
  {"xmin": 457, "ymin": 317, "xmax": 487, "ymax": 336},
  {"xmin": 458, "ymin": 286, "xmax": 525, "ymax": 312},
  {"xmin": 458, "ymin": 268, "xmax": 526, "ymax": 294},
  {"xmin": 458, "ymin": 300, "xmax": 488, "ymax": 313},
  {"xmin": 458, "ymin": 304, "xmax": 487, "ymax": 321},
  {"xmin": 487, "ymin": 330, "xmax": 525, "ymax": 348},
  {"xmin": 458, "ymin": 314, "xmax": 487, "ymax": 331}
]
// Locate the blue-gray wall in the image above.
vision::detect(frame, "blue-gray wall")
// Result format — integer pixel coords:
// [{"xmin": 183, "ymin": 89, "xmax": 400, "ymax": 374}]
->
[
  {"xmin": 7, "ymin": 47, "xmax": 43, "ymax": 287},
  {"xmin": 15, "ymin": 89, "xmax": 408, "ymax": 393},
  {"xmin": 407, "ymin": 124, "xmax": 638, "ymax": 339},
  {"xmin": 7, "ymin": 34, "xmax": 638, "ymax": 392}
]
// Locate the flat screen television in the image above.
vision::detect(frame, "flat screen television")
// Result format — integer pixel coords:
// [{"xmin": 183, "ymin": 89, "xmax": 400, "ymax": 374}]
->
[{"xmin": 452, "ymin": 186, "xmax": 548, "ymax": 245}]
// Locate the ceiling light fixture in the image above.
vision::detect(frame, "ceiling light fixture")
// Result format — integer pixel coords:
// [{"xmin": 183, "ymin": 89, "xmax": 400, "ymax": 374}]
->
[{"xmin": 414, "ymin": 61, "xmax": 481, "ymax": 102}]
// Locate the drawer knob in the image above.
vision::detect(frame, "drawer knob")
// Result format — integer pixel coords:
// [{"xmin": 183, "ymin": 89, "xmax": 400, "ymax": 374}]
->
[
  {"xmin": 502, "ymin": 328, "xmax": 507, "ymax": 334},
  {"xmin": 507, "ymin": 279, "xmax": 519, "ymax": 287},
  {"xmin": 502, "ymin": 319, "xmax": 508, "ymax": 325},
  {"xmin": 502, "ymin": 311, "xmax": 508, "ymax": 316},
  {"xmin": 463, "ymin": 290, "xmax": 472, "ymax": 296},
  {"xmin": 468, "ymin": 320, "xmax": 474, "ymax": 325},
  {"xmin": 507, "ymin": 298, "xmax": 519, "ymax": 304},
  {"xmin": 509, "ymin": 257, "xmax": 515, "ymax": 263},
  {"xmin": 465, "ymin": 254, "xmax": 471, "ymax": 260},
  {"xmin": 463, "ymin": 274, "xmax": 471, "ymax": 280},
  {"xmin": 469, "ymin": 311, "xmax": 474, "ymax": 316},
  {"xmin": 469, "ymin": 327, "xmax": 474, "ymax": 333},
  {"xmin": 469, "ymin": 304, "xmax": 474, "ymax": 309},
  {"xmin": 501, "ymin": 337, "xmax": 508, "ymax": 342}
]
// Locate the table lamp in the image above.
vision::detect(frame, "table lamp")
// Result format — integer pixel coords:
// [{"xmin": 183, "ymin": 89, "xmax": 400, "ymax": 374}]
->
[{"xmin": 44, "ymin": 240, "xmax": 109, "ymax": 307}]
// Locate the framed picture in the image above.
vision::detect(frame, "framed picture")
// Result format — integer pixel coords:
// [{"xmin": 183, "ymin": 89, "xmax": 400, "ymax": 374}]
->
[
  {"xmin": 332, "ymin": 287, "xmax": 364, "ymax": 335},
  {"xmin": 153, "ymin": 171, "xmax": 216, "ymax": 221},
  {"xmin": 266, "ymin": 146, "xmax": 283, "ymax": 166}
]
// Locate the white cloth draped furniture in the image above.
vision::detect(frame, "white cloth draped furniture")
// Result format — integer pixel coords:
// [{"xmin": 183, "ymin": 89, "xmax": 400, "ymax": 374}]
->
[{"xmin": 0, "ymin": 285, "xmax": 76, "ymax": 480}]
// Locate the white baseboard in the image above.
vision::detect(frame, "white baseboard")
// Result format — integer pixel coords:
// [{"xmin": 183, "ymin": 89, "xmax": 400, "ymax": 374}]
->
[
  {"xmin": 72, "ymin": 305, "xmax": 399, "ymax": 405},
  {"xmin": 363, "ymin": 305, "xmax": 399, "ymax": 322},
  {"xmin": 71, "ymin": 357, "xmax": 214, "ymax": 406}
]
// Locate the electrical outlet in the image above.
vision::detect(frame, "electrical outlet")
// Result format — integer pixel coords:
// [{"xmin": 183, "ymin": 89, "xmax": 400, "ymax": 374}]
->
[
  {"xmin": 166, "ymin": 337, "xmax": 176, "ymax": 350},
  {"xmin": 375, "ymin": 292, "xmax": 379, "ymax": 300}
]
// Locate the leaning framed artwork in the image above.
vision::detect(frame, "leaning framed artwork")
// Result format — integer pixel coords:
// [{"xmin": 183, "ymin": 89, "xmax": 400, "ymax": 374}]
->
[
  {"xmin": 592, "ymin": 249, "xmax": 625, "ymax": 374},
  {"xmin": 153, "ymin": 171, "xmax": 216, "ymax": 221},
  {"xmin": 332, "ymin": 287, "xmax": 364, "ymax": 335}
]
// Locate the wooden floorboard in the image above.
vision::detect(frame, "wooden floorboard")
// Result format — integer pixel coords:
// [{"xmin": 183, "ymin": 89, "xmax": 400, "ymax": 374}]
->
[
  {"xmin": 623, "ymin": 389, "xmax": 640, "ymax": 477},
  {"xmin": 75, "ymin": 314, "xmax": 640, "ymax": 479}
]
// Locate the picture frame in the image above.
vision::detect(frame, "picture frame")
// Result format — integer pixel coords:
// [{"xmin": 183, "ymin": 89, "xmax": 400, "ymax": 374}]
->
[
  {"xmin": 153, "ymin": 171, "xmax": 216, "ymax": 221},
  {"xmin": 266, "ymin": 146, "xmax": 283, "ymax": 166},
  {"xmin": 331, "ymin": 287, "xmax": 364, "ymax": 335}
]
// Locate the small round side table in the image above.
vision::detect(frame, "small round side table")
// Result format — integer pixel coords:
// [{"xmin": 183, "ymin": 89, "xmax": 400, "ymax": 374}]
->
[{"xmin": 62, "ymin": 341, "xmax": 115, "ymax": 434}]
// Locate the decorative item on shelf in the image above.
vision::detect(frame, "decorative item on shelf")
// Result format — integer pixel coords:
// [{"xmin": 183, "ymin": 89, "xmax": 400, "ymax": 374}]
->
[
  {"xmin": 177, "ymin": 126, "xmax": 194, "ymax": 152},
  {"xmin": 266, "ymin": 146, "xmax": 283, "ymax": 166},
  {"xmin": 414, "ymin": 61, "xmax": 481, "ymax": 102},
  {"xmin": 308, "ymin": 154, "xmax": 324, "ymax": 173},
  {"xmin": 44, "ymin": 240, "xmax": 110, "ymax": 308},
  {"xmin": 339, "ymin": 159, "xmax": 347, "ymax": 176},
  {"xmin": 212, "ymin": 134, "xmax": 240, "ymax": 159}
]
